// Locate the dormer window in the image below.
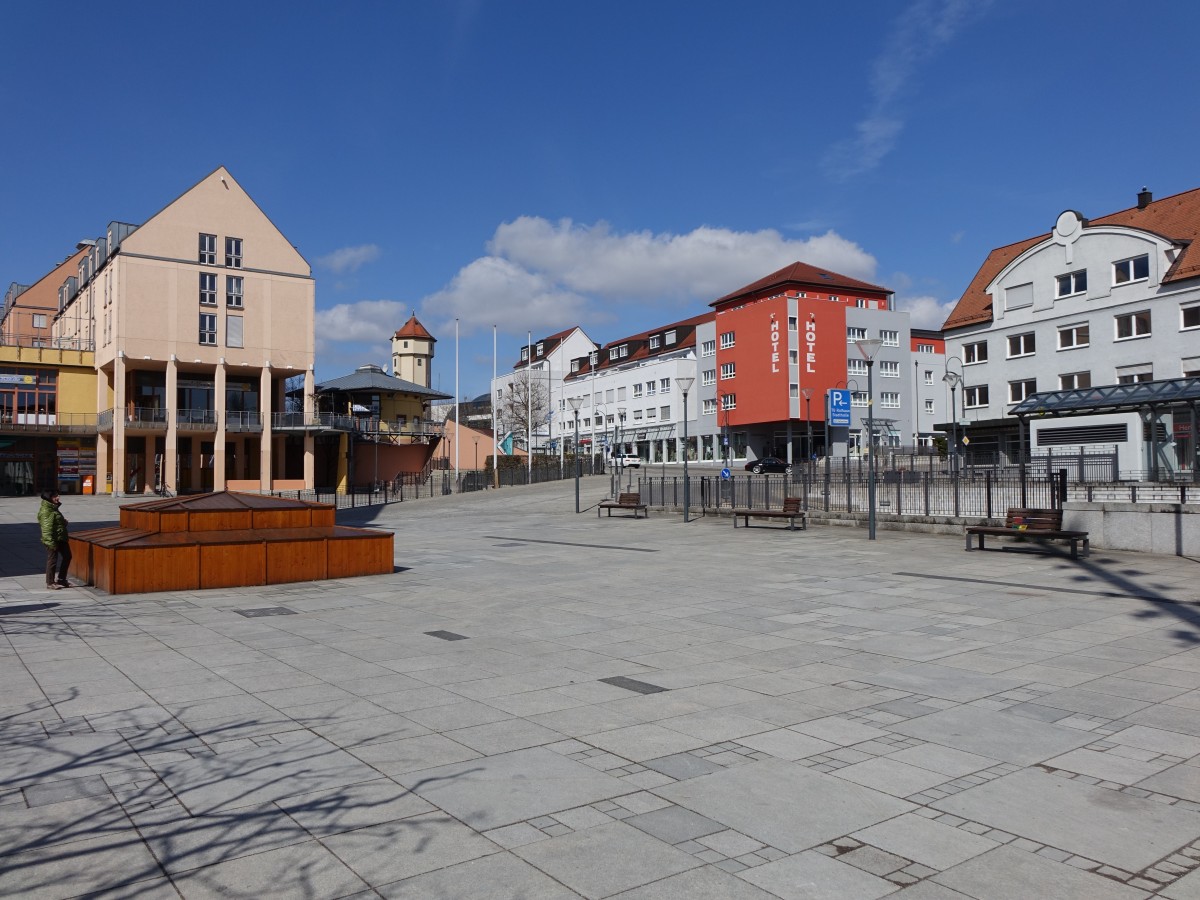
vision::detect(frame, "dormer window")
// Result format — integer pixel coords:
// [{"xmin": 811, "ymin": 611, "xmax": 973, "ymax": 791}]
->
[
  {"xmin": 571, "ymin": 359, "xmax": 580, "ymax": 373},
  {"xmin": 665, "ymin": 329, "xmax": 676, "ymax": 345},
  {"xmin": 520, "ymin": 348, "xmax": 529, "ymax": 361},
  {"xmin": 649, "ymin": 335, "xmax": 661, "ymax": 350},
  {"xmin": 536, "ymin": 342, "xmax": 544, "ymax": 356}
]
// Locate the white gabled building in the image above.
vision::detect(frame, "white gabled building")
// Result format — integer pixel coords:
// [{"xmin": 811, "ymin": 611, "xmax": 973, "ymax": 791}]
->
[
  {"xmin": 942, "ymin": 187, "xmax": 1200, "ymax": 477},
  {"xmin": 562, "ymin": 313, "xmax": 710, "ymax": 465},
  {"xmin": 491, "ymin": 327, "xmax": 597, "ymax": 454}
]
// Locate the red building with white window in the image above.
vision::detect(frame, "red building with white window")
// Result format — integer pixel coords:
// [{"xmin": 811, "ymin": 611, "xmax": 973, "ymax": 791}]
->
[{"xmin": 707, "ymin": 262, "xmax": 907, "ymax": 462}]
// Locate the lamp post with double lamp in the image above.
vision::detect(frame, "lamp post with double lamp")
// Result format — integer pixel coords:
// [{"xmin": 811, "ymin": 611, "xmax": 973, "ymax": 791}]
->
[
  {"xmin": 855, "ymin": 339, "xmax": 884, "ymax": 540},
  {"xmin": 675, "ymin": 371, "xmax": 695, "ymax": 522},
  {"xmin": 568, "ymin": 395, "xmax": 584, "ymax": 513}
]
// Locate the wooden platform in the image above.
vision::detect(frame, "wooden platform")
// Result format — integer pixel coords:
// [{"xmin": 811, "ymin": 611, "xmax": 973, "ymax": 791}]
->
[{"xmin": 68, "ymin": 492, "xmax": 394, "ymax": 594}]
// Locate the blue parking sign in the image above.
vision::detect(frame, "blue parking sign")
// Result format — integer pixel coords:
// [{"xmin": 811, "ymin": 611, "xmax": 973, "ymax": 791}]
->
[{"xmin": 827, "ymin": 389, "xmax": 851, "ymax": 427}]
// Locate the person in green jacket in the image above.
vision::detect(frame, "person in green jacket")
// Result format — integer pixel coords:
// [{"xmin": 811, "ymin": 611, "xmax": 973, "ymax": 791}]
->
[{"xmin": 38, "ymin": 490, "xmax": 72, "ymax": 589}]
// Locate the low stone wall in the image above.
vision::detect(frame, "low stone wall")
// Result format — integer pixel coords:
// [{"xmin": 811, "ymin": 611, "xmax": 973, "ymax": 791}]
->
[{"xmin": 1064, "ymin": 502, "xmax": 1198, "ymax": 557}]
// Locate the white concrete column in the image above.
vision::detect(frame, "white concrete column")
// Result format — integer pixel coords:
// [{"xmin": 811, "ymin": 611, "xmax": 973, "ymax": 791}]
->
[
  {"xmin": 165, "ymin": 356, "xmax": 178, "ymax": 493},
  {"xmin": 214, "ymin": 360, "xmax": 227, "ymax": 491},
  {"xmin": 260, "ymin": 363, "xmax": 273, "ymax": 490},
  {"xmin": 303, "ymin": 367, "xmax": 315, "ymax": 490},
  {"xmin": 95, "ymin": 365, "xmax": 110, "ymax": 494},
  {"xmin": 113, "ymin": 354, "xmax": 127, "ymax": 496}
]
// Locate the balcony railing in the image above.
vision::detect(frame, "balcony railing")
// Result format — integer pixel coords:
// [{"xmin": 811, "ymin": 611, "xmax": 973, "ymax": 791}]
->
[
  {"xmin": 0, "ymin": 332, "xmax": 95, "ymax": 351},
  {"xmin": 176, "ymin": 408, "xmax": 217, "ymax": 430},
  {"xmin": 0, "ymin": 412, "xmax": 98, "ymax": 433},
  {"xmin": 225, "ymin": 410, "xmax": 263, "ymax": 432},
  {"xmin": 125, "ymin": 407, "xmax": 168, "ymax": 429}
]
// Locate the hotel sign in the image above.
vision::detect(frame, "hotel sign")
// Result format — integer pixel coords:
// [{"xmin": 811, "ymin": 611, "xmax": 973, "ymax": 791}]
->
[{"xmin": 770, "ymin": 316, "xmax": 782, "ymax": 373}]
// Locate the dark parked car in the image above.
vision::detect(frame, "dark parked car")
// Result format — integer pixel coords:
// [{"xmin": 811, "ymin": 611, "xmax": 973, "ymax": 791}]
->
[{"xmin": 745, "ymin": 457, "xmax": 792, "ymax": 475}]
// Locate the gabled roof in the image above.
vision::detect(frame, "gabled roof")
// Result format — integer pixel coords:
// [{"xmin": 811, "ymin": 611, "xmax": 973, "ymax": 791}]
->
[
  {"xmin": 315, "ymin": 365, "xmax": 452, "ymax": 400},
  {"xmin": 566, "ymin": 311, "xmax": 713, "ymax": 380},
  {"xmin": 944, "ymin": 186, "xmax": 1200, "ymax": 331},
  {"xmin": 510, "ymin": 326, "xmax": 587, "ymax": 369},
  {"xmin": 394, "ymin": 313, "xmax": 435, "ymax": 342},
  {"xmin": 712, "ymin": 261, "xmax": 889, "ymax": 306}
]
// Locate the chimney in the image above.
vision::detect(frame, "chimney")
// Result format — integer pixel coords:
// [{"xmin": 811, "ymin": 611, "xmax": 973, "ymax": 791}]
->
[{"xmin": 1138, "ymin": 187, "xmax": 1153, "ymax": 210}]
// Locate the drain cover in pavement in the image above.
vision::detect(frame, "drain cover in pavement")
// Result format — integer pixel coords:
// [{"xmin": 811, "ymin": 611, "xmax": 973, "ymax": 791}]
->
[
  {"xmin": 233, "ymin": 607, "xmax": 298, "ymax": 617},
  {"xmin": 600, "ymin": 676, "xmax": 668, "ymax": 694},
  {"xmin": 425, "ymin": 630, "xmax": 469, "ymax": 641}
]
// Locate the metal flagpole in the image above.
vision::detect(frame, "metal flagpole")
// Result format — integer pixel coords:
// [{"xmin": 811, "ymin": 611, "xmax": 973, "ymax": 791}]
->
[
  {"xmin": 492, "ymin": 325, "xmax": 499, "ymax": 488},
  {"xmin": 527, "ymin": 331, "xmax": 533, "ymax": 479},
  {"xmin": 454, "ymin": 319, "xmax": 459, "ymax": 482}
]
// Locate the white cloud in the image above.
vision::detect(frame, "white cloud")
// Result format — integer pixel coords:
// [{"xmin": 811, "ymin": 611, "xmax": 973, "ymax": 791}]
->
[
  {"xmin": 825, "ymin": 0, "xmax": 987, "ymax": 179},
  {"xmin": 317, "ymin": 244, "xmax": 381, "ymax": 274},
  {"xmin": 488, "ymin": 217, "xmax": 876, "ymax": 302},
  {"xmin": 315, "ymin": 298, "xmax": 410, "ymax": 344},
  {"xmin": 896, "ymin": 293, "xmax": 958, "ymax": 330},
  {"xmin": 316, "ymin": 217, "xmax": 880, "ymax": 355}
]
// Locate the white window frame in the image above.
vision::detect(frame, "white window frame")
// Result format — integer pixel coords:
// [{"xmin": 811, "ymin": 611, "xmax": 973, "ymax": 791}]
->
[
  {"xmin": 1113, "ymin": 253, "xmax": 1149, "ymax": 286},
  {"xmin": 199, "ymin": 272, "xmax": 217, "ymax": 306},
  {"xmin": 1059, "ymin": 371, "xmax": 1091, "ymax": 390},
  {"xmin": 199, "ymin": 313, "xmax": 217, "ymax": 346},
  {"xmin": 924, "ymin": 399, "xmax": 934, "ymax": 414},
  {"xmin": 924, "ymin": 370, "xmax": 933, "ymax": 385},
  {"xmin": 632, "ymin": 384, "xmax": 643, "ymax": 398},
  {"xmin": 879, "ymin": 360, "xmax": 900, "ymax": 378},
  {"xmin": 719, "ymin": 331, "xmax": 735, "ymax": 349},
  {"xmin": 720, "ymin": 362, "xmax": 736, "ymax": 380},
  {"xmin": 703, "ymin": 398, "xmax": 717, "ymax": 416},
  {"xmin": 1056, "ymin": 269, "xmax": 1087, "ymax": 298},
  {"xmin": 648, "ymin": 335, "xmax": 661, "ymax": 350},
  {"xmin": 1182, "ymin": 305, "xmax": 1200, "ymax": 331},
  {"xmin": 1057, "ymin": 323, "xmax": 1089, "ymax": 350},
  {"xmin": 850, "ymin": 391, "xmax": 868, "ymax": 408},
  {"xmin": 1115, "ymin": 310, "xmax": 1151, "ymax": 340},
  {"xmin": 880, "ymin": 329, "xmax": 899, "ymax": 347},
  {"xmin": 660, "ymin": 378, "xmax": 671, "ymax": 393},
  {"xmin": 646, "ymin": 381, "xmax": 656, "ymax": 396},
  {"xmin": 225, "ymin": 237, "xmax": 243, "ymax": 269},
  {"xmin": 1008, "ymin": 379, "xmax": 1036, "ymax": 403},
  {"xmin": 701, "ymin": 369, "xmax": 716, "ymax": 386},
  {"xmin": 964, "ymin": 385, "xmax": 989, "ymax": 408},
  {"xmin": 963, "ymin": 341, "xmax": 987, "ymax": 364},
  {"xmin": 847, "ymin": 326, "xmax": 867, "ymax": 343},
  {"xmin": 720, "ymin": 393, "xmax": 736, "ymax": 411},
  {"xmin": 701, "ymin": 340, "xmax": 715, "ymax": 357},
  {"xmin": 1007, "ymin": 332, "xmax": 1036, "ymax": 358},
  {"xmin": 880, "ymin": 392, "xmax": 900, "ymax": 409},
  {"xmin": 665, "ymin": 329, "xmax": 676, "ymax": 345},
  {"xmin": 32, "ymin": 314, "xmax": 47, "ymax": 329},
  {"xmin": 226, "ymin": 275, "xmax": 243, "ymax": 308}
]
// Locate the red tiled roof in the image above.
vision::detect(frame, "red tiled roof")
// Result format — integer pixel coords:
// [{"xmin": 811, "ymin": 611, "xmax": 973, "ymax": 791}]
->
[
  {"xmin": 943, "ymin": 187, "xmax": 1200, "ymax": 331},
  {"xmin": 394, "ymin": 313, "xmax": 435, "ymax": 342},
  {"xmin": 509, "ymin": 327, "xmax": 582, "ymax": 369},
  {"xmin": 712, "ymin": 261, "xmax": 889, "ymax": 306},
  {"xmin": 566, "ymin": 311, "xmax": 714, "ymax": 380}
]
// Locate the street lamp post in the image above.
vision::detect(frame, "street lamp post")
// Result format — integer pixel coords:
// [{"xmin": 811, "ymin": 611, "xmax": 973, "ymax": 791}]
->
[
  {"xmin": 856, "ymin": 339, "xmax": 884, "ymax": 540},
  {"xmin": 942, "ymin": 360, "xmax": 962, "ymax": 475},
  {"xmin": 568, "ymin": 396, "xmax": 583, "ymax": 513},
  {"xmin": 675, "ymin": 371, "xmax": 695, "ymax": 522},
  {"xmin": 617, "ymin": 407, "xmax": 627, "ymax": 492}
]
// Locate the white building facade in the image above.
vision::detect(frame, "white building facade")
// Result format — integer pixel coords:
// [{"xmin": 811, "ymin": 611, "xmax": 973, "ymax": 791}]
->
[{"xmin": 942, "ymin": 188, "xmax": 1200, "ymax": 476}]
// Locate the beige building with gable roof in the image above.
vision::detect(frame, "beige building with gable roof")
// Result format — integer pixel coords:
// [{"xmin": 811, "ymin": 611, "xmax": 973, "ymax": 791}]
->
[{"xmin": 56, "ymin": 166, "xmax": 317, "ymax": 494}]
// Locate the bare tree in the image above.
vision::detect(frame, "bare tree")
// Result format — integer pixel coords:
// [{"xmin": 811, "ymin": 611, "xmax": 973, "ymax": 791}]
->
[{"xmin": 497, "ymin": 370, "xmax": 549, "ymax": 446}]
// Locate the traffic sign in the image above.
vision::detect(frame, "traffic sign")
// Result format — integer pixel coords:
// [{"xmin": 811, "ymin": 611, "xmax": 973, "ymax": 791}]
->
[
  {"xmin": 827, "ymin": 389, "xmax": 851, "ymax": 427},
  {"xmin": 720, "ymin": 468, "xmax": 731, "ymax": 479}
]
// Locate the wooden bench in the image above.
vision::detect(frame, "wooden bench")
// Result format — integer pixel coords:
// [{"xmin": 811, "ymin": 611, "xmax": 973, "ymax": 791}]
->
[
  {"xmin": 965, "ymin": 507, "xmax": 1089, "ymax": 559},
  {"xmin": 732, "ymin": 497, "xmax": 807, "ymax": 531},
  {"xmin": 598, "ymin": 492, "xmax": 648, "ymax": 519}
]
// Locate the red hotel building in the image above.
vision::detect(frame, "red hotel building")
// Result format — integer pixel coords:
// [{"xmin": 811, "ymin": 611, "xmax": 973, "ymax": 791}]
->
[{"xmin": 709, "ymin": 262, "xmax": 909, "ymax": 462}]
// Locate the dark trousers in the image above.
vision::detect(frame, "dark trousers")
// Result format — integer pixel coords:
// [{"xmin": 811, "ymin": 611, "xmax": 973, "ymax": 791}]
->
[{"xmin": 46, "ymin": 542, "xmax": 71, "ymax": 586}]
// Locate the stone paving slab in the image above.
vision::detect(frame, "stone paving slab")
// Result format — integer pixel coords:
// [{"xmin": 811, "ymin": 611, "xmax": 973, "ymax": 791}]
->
[{"xmin": 3, "ymin": 483, "xmax": 1200, "ymax": 898}]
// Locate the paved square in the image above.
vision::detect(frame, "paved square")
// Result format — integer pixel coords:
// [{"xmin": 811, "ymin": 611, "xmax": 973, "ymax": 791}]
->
[{"xmin": 3, "ymin": 482, "xmax": 1200, "ymax": 898}]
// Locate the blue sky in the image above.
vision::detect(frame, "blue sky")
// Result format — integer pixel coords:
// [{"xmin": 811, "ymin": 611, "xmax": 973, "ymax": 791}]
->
[{"xmin": 3, "ymin": 1, "xmax": 1197, "ymax": 400}]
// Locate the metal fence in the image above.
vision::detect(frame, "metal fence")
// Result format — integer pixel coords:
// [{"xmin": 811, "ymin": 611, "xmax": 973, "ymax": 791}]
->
[{"xmin": 637, "ymin": 472, "xmax": 1059, "ymax": 520}]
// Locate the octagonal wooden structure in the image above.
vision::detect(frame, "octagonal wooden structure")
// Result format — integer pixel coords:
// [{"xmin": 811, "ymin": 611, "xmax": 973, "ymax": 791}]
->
[{"xmin": 68, "ymin": 492, "xmax": 394, "ymax": 594}]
